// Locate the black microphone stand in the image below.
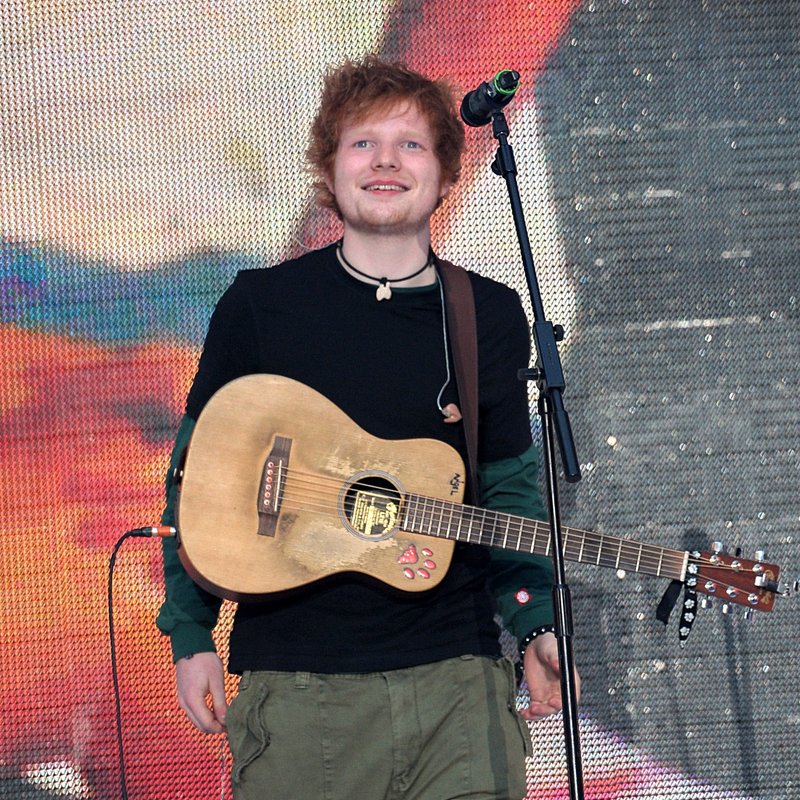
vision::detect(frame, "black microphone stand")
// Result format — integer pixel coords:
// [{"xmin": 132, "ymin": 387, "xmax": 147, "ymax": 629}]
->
[{"xmin": 487, "ymin": 109, "xmax": 585, "ymax": 800}]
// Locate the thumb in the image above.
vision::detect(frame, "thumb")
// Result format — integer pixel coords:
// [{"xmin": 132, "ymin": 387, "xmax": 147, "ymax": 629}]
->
[{"xmin": 209, "ymin": 672, "xmax": 229, "ymax": 725}]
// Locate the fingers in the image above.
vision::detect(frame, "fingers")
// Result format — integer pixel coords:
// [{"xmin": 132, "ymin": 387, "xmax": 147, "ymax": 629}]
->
[
  {"xmin": 519, "ymin": 700, "xmax": 562, "ymax": 721},
  {"xmin": 182, "ymin": 696, "xmax": 226, "ymax": 734},
  {"xmin": 519, "ymin": 679, "xmax": 564, "ymax": 720},
  {"xmin": 522, "ymin": 669, "xmax": 581, "ymax": 721},
  {"xmin": 176, "ymin": 652, "xmax": 228, "ymax": 734},
  {"xmin": 181, "ymin": 690, "xmax": 226, "ymax": 734},
  {"xmin": 208, "ymin": 667, "xmax": 228, "ymax": 729}
]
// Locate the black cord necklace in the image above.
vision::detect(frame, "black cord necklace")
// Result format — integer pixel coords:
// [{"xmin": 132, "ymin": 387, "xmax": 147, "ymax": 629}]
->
[{"xmin": 337, "ymin": 241, "xmax": 433, "ymax": 301}]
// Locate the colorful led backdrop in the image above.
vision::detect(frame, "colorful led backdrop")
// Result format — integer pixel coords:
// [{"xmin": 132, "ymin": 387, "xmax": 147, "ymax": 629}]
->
[{"xmin": 1, "ymin": 1, "xmax": 798, "ymax": 798}]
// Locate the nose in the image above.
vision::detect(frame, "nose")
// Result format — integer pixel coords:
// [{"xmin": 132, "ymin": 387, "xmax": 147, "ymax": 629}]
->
[{"xmin": 372, "ymin": 143, "xmax": 398, "ymax": 170}]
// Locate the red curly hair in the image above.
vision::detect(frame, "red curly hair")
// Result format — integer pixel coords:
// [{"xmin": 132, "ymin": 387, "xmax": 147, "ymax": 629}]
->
[{"xmin": 307, "ymin": 55, "xmax": 465, "ymax": 215}]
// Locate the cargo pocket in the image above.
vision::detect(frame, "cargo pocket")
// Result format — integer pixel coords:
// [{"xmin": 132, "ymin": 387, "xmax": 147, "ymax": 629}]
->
[
  {"xmin": 498, "ymin": 657, "xmax": 533, "ymax": 760},
  {"xmin": 228, "ymin": 675, "xmax": 272, "ymax": 787}
]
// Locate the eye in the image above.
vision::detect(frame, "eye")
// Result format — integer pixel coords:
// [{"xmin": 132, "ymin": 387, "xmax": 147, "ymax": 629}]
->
[
  {"xmin": 353, "ymin": 140, "xmax": 373, "ymax": 149},
  {"xmin": 403, "ymin": 141, "xmax": 422, "ymax": 150}
]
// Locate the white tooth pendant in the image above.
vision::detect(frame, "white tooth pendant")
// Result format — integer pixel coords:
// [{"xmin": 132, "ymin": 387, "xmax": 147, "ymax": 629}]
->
[{"xmin": 376, "ymin": 279, "xmax": 392, "ymax": 301}]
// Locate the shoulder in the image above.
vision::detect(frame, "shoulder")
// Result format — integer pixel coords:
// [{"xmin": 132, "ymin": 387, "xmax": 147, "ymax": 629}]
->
[
  {"xmin": 450, "ymin": 265, "xmax": 526, "ymax": 327},
  {"xmin": 467, "ymin": 269, "xmax": 522, "ymax": 310},
  {"xmin": 439, "ymin": 257, "xmax": 522, "ymax": 310},
  {"xmin": 230, "ymin": 245, "xmax": 335, "ymax": 292},
  {"xmin": 213, "ymin": 246, "xmax": 338, "ymax": 315}
]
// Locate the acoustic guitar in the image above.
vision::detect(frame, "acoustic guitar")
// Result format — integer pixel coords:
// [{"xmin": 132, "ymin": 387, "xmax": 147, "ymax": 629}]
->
[{"xmin": 176, "ymin": 374, "xmax": 782, "ymax": 615}]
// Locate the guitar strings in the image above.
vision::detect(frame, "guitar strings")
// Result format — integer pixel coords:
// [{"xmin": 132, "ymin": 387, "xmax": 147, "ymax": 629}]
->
[
  {"xmin": 260, "ymin": 474, "xmax": 764, "ymax": 600},
  {"xmin": 260, "ymin": 473, "xmax": 763, "ymax": 600},
  {"xmin": 276, "ymin": 467, "xmax": 725, "ymax": 571},
  {"xmin": 242, "ymin": 464, "xmax": 752, "ymax": 580}
]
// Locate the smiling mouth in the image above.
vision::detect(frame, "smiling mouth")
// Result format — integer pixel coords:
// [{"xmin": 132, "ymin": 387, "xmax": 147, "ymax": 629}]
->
[{"xmin": 363, "ymin": 183, "xmax": 407, "ymax": 192}]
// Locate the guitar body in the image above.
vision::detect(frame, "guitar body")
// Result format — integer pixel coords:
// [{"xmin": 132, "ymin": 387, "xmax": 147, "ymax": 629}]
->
[{"xmin": 177, "ymin": 374, "xmax": 462, "ymax": 600}]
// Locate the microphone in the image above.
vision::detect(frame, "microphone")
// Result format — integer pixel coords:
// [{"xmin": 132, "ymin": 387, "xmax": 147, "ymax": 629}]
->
[{"xmin": 460, "ymin": 70, "xmax": 521, "ymax": 127}]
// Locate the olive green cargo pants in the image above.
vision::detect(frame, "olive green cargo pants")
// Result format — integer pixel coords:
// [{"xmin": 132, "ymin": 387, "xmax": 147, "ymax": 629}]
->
[{"xmin": 226, "ymin": 655, "xmax": 531, "ymax": 800}]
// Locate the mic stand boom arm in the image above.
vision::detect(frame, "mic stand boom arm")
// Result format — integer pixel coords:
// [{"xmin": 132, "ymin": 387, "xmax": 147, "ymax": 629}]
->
[{"xmin": 489, "ymin": 109, "xmax": 585, "ymax": 800}]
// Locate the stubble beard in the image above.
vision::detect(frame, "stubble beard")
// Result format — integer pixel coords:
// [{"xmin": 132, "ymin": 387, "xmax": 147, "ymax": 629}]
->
[{"xmin": 346, "ymin": 193, "xmax": 440, "ymax": 239}]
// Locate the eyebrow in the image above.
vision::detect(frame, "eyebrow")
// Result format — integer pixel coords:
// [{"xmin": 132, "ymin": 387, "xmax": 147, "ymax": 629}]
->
[{"xmin": 343, "ymin": 125, "xmax": 433, "ymax": 141}]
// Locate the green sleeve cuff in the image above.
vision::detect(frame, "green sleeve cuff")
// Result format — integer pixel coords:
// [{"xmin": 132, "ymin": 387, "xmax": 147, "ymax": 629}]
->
[
  {"xmin": 488, "ymin": 552, "xmax": 555, "ymax": 638},
  {"xmin": 155, "ymin": 415, "xmax": 222, "ymax": 662},
  {"xmin": 479, "ymin": 444, "xmax": 555, "ymax": 641},
  {"xmin": 161, "ymin": 622, "xmax": 218, "ymax": 663}
]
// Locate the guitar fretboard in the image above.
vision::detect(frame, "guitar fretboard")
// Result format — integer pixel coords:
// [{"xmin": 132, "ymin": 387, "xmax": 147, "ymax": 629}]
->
[{"xmin": 402, "ymin": 493, "xmax": 688, "ymax": 581}]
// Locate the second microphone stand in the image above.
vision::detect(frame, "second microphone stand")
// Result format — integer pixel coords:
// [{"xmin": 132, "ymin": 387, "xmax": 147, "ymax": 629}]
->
[{"xmin": 488, "ymin": 109, "xmax": 585, "ymax": 800}]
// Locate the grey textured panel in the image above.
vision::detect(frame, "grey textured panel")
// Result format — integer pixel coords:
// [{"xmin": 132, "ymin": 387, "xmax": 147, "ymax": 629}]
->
[{"xmin": 524, "ymin": 2, "xmax": 799, "ymax": 797}]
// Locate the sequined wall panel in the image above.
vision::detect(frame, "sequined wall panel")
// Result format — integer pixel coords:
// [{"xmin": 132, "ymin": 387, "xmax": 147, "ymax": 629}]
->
[
  {"xmin": 1, "ymin": 1, "xmax": 798, "ymax": 799},
  {"xmin": 530, "ymin": 2, "xmax": 799, "ymax": 798}
]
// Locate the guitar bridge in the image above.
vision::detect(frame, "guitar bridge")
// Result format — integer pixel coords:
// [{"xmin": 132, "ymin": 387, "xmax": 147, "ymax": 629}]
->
[{"xmin": 257, "ymin": 435, "xmax": 291, "ymax": 537}]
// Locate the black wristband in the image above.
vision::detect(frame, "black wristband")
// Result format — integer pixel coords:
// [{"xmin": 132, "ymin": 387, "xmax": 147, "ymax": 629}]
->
[{"xmin": 519, "ymin": 624, "xmax": 556, "ymax": 662}]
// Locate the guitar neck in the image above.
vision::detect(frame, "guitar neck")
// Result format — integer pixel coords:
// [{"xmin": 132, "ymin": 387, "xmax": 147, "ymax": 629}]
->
[{"xmin": 403, "ymin": 494, "xmax": 688, "ymax": 582}]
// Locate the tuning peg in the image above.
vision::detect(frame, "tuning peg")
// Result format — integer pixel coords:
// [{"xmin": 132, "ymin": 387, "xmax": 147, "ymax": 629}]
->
[
  {"xmin": 700, "ymin": 596, "xmax": 713, "ymax": 609},
  {"xmin": 711, "ymin": 541, "xmax": 724, "ymax": 553},
  {"xmin": 721, "ymin": 602, "xmax": 732, "ymax": 614},
  {"xmin": 782, "ymin": 578, "xmax": 800, "ymax": 596},
  {"xmin": 743, "ymin": 608, "xmax": 755, "ymax": 621},
  {"xmin": 754, "ymin": 549, "xmax": 766, "ymax": 562}
]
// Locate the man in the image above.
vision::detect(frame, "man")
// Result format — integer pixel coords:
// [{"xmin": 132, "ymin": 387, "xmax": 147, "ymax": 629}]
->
[{"xmin": 157, "ymin": 55, "xmax": 577, "ymax": 799}]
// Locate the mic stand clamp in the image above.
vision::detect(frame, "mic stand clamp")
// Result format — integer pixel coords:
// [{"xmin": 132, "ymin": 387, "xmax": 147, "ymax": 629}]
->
[{"xmin": 489, "ymin": 109, "xmax": 585, "ymax": 800}]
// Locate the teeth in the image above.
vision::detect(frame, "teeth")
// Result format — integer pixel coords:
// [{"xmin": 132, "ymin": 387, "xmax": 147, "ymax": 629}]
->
[{"xmin": 366, "ymin": 184, "xmax": 404, "ymax": 191}]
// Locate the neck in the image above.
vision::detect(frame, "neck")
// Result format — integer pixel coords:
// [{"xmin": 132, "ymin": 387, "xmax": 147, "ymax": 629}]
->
[{"xmin": 339, "ymin": 228, "xmax": 434, "ymax": 286}]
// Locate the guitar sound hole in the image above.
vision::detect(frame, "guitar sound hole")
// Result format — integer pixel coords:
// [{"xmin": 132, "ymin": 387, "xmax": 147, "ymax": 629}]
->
[{"xmin": 342, "ymin": 475, "xmax": 402, "ymax": 540}]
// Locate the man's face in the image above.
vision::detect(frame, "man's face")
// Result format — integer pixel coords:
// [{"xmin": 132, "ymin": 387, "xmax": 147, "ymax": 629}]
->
[{"xmin": 326, "ymin": 101, "xmax": 450, "ymax": 239}]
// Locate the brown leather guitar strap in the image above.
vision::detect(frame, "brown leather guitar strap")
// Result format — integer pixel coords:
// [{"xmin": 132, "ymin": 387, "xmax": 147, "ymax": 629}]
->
[{"xmin": 437, "ymin": 258, "xmax": 480, "ymax": 504}]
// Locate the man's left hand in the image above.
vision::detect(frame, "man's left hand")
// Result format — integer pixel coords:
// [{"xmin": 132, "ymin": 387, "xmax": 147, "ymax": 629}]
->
[{"xmin": 519, "ymin": 631, "xmax": 581, "ymax": 721}]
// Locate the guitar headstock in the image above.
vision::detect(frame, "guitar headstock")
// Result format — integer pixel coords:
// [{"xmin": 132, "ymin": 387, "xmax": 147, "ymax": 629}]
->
[{"xmin": 686, "ymin": 545, "xmax": 781, "ymax": 614}]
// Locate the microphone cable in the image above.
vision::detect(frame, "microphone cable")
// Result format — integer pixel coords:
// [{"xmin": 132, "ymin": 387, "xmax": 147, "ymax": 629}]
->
[{"xmin": 107, "ymin": 526, "xmax": 175, "ymax": 800}]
